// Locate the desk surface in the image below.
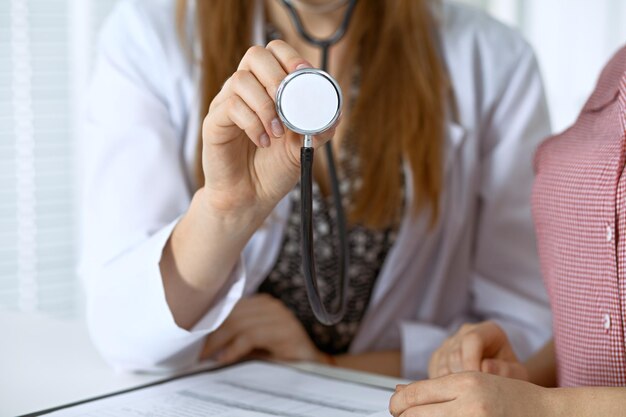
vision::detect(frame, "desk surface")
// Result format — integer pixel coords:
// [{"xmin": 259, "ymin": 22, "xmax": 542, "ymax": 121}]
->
[{"xmin": 1, "ymin": 311, "xmax": 405, "ymax": 417}]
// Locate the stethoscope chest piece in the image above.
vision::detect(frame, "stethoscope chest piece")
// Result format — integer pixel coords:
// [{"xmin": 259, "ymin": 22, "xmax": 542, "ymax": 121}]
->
[{"xmin": 276, "ymin": 68, "xmax": 342, "ymax": 145}]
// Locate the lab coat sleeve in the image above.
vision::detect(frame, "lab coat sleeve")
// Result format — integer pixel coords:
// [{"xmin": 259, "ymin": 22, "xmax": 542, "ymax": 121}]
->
[
  {"xmin": 468, "ymin": 42, "xmax": 553, "ymax": 363},
  {"xmin": 80, "ymin": 2, "xmax": 246, "ymax": 372},
  {"xmin": 469, "ymin": 41, "xmax": 553, "ymax": 362},
  {"xmin": 400, "ymin": 42, "xmax": 553, "ymax": 379}
]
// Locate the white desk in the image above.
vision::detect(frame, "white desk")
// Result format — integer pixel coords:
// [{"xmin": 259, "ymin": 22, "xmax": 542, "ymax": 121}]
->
[{"xmin": 0, "ymin": 311, "xmax": 405, "ymax": 417}]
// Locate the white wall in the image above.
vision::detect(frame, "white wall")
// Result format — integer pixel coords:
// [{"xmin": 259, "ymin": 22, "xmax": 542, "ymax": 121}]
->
[{"xmin": 459, "ymin": 0, "xmax": 626, "ymax": 132}]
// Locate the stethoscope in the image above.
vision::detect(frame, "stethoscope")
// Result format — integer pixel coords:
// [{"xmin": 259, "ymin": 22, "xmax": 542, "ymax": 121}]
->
[{"xmin": 274, "ymin": 0, "xmax": 358, "ymax": 325}]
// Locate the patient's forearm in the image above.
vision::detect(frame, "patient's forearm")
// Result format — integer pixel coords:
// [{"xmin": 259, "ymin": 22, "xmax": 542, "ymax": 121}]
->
[
  {"xmin": 334, "ymin": 351, "xmax": 402, "ymax": 378},
  {"xmin": 549, "ymin": 387, "xmax": 626, "ymax": 417}
]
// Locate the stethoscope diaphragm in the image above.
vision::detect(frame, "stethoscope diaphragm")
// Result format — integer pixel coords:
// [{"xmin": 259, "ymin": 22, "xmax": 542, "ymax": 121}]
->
[{"xmin": 276, "ymin": 68, "xmax": 342, "ymax": 145}]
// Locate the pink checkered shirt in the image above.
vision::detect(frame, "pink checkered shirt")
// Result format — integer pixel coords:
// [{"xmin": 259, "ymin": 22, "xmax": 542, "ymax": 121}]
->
[{"xmin": 533, "ymin": 46, "xmax": 626, "ymax": 387}]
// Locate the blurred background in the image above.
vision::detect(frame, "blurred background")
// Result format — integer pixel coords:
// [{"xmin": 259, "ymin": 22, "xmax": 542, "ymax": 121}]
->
[{"xmin": 1, "ymin": 0, "xmax": 625, "ymax": 320}]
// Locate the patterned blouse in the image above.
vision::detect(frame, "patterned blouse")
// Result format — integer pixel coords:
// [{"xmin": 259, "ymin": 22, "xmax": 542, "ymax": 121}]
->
[{"xmin": 532, "ymin": 46, "xmax": 626, "ymax": 387}]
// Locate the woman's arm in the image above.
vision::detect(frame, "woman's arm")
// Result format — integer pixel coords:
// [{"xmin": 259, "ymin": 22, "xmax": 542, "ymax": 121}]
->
[
  {"xmin": 389, "ymin": 371, "xmax": 626, "ymax": 417},
  {"xmin": 160, "ymin": 189, "xmax": 266, "ymax": 330},
  {"xmin": 550, "ymin": 387, "xmax": 626, "ymax": 417}
]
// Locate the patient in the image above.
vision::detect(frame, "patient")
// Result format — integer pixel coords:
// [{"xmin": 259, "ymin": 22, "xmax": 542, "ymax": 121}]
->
[{"xmin": 390, "ymin": 45, "xmax": 626, "ymax": 416}]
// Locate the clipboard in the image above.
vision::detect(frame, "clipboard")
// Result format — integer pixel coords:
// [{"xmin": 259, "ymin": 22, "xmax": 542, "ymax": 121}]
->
[{"xmin": 21, "ymin": 360, "xmax": 394, "ymax": 417}]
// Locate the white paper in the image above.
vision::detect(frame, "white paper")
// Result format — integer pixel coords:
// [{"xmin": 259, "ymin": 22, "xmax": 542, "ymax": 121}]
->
[{"xmin": 45, "ymin": 361, "xmax": 393, "ymax": 417}]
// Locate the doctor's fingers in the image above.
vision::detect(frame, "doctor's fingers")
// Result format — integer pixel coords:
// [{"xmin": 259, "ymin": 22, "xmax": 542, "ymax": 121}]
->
[
  {"xmin": 481, "ymin": 359, "xmax": 529, "ymax": 380},
  {"xmin": 444, "ymin": 332, "xmax": 484, "ymax": 374},
  {"xmin": 208, "ymin": 72, "xmax": 282, "ymax": 143},
  {"xmin": 429, "ymin": 338, "xmax": 454, "ymax": 378},
  {"xmin": 435, "ymin": 339, "xmax": 482, "ymax": 377},
  {"xmin": 265, "ymin": 40, "xmax": 312, "ymax": 74},
  {"xmin": 238, "ymin": 42, "xmax": 310, "ymax": 99},
  {"xmin": 430, "ymin": 324, "xmax": 488, "ymax": 378},
  {"xmin": 205, "ymin": 95, "xmax": 268, "ymax": 148},
  {"xmin": 451, "ymin": 322, "xmax": 516, "ymax": 374},
  {"xmin": 229, "ymin": 71, "xmax": 286, "ymax": 139},
  {"xmin": 458, "ymin": 331, "xmax": 489, "ymax": 372},
  {"xmin": 446, "ymin": 341, "xmax": 467, "ymax": 374},
  {"xmin": 214, "ymin": 324, "xmax": 282, "ymax": 364},
  {"xmin": 201, "ymin": 314, "xmax": 280, "ymax": 359},
  {"xmin": 428, "ymin": 344, "xmax": 443, "ymax": 378}
]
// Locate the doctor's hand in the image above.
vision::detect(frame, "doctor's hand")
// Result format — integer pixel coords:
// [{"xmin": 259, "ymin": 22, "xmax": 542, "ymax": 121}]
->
[
  {"xmin": 428, "ymin": 321, "xmax": 528, "ymax": 381},
  {"xmin": 201, "ymin": 40, "xmax": 337, "ymax": 218},
  {"xmin": 200, "ymin": 294, "xmax": 327, "ymax": 365},
  {"xmin": 389, "ymin": 372, "xmax": 550, "ymax": 417}
]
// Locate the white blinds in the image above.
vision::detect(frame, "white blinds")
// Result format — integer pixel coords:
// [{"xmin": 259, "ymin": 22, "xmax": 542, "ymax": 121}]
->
[{"xmin": 0, "ymin": 0, "xmax": 116, "ymax": 319}]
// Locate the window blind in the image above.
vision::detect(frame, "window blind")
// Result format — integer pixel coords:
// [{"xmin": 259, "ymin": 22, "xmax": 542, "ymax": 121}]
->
[
  {"xmin": 1, "ymin": 0, "xmax": 625, "ymax": 320},
  {"xmin": 0, "ymin": 0, "xmax": 116, "ymax": 319}
]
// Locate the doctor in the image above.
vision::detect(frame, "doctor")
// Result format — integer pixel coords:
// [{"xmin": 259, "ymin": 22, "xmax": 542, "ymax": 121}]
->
[{"xmin": 81, "ymin": 0, "xmax": 552, "ymax": 379}]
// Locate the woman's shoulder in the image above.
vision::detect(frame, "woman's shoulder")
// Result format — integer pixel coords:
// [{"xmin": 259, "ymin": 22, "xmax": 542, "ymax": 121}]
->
[
  {"xmin": 96, "ymin": 0, "xmax": 192, "ymax": 102},
  {"xmin": 437, "ymin": 1, "xmax": 543, "ymax": 128},
  {"xmin": 101, "ymin": 0, "xmax": 179, "ymax": 48},
  {"xmin": 534, "ymin": 45, "xmax": 626, "ymax": 172},
  {"xmin": 439, "ymin": 1, "xmax": 531, "ymax": 58},
  {"xmin": 438, "ymin": 0, "xmax": 536, "ymax": 94}
]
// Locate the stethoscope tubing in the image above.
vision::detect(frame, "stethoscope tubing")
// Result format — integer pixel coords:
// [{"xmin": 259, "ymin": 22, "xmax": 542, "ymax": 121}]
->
[{"xmin": 281, "ymin": 0, "xmax": 359, "ymax": 325}]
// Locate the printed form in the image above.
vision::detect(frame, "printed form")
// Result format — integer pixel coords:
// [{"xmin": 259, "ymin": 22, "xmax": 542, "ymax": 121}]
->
[{"xmin": 43, "ymin": 361, "xmax": 393, "ymax": 417}]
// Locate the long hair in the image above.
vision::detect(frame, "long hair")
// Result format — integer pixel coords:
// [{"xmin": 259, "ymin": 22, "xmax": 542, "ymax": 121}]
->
[{"xmin": 177, "ymin": 0, "xmax": 448, "ymax": 229}]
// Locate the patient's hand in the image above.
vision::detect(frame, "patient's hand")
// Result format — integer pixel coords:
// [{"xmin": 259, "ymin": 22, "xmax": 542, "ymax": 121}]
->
[
  {"xmin": 389, "ymin": 372, "xmax": 549, "ymax": 417},
  {"xmin": 428, "ymin": 321, "xmax": 528, "ymax": 380},
  {"xmin": 200, "ymin": 294, "xmax": 327, "ymax": 365}
]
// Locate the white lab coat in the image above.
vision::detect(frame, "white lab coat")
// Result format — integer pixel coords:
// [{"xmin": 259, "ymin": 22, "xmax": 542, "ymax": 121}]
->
[{"xmin": 81, "ymin": 0, "xmax": 553, "ymax": 379}]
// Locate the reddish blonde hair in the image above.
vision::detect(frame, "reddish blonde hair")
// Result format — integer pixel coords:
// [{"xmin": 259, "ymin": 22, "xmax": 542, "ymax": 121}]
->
[{"xmin": 177, "ymin": 0, "xmax": 448, "ymax": 228}]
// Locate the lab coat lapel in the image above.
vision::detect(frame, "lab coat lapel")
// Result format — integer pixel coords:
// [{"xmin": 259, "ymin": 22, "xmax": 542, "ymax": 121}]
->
[{"xmin": 370, "ymin": 121, "xmax": 466, "ymax": 307}]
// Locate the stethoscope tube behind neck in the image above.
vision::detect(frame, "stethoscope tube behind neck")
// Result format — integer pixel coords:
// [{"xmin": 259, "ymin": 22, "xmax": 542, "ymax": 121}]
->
[
  {"xmin": 282, "ymin": 0, "xmax": 357, "ymax": 70},
  {"xmin": 281, "ymin": 0, "xmax": 358, "ymax": 325}
]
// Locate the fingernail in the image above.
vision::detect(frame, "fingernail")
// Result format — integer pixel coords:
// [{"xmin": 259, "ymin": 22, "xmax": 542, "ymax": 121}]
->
[
  {"xmin": 259, "ymin": 133, "xmax": 270, "ymax": 148},
  {"xmin": 296, "ymin": 62, "xmax": 312, "ymax": 70},
  {"xmin": 271, "ymin": 118, "xmax": 284, "ymax": 137}
]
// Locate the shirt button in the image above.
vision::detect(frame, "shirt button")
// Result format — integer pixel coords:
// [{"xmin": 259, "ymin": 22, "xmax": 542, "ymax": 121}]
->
[
  {"xmin": 603, "ymin": 314, "xmax": 611, "ymax": 331},
  {"xmin": 606, "ymin": 225, "xmax": 613, "ymax": 242}
]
